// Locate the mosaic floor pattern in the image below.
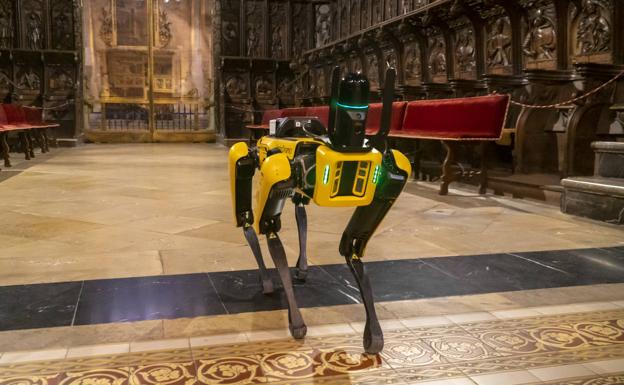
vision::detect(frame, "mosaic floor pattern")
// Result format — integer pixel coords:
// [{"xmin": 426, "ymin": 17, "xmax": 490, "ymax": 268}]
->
[{"xmin": 1, "ymin": 308, "xmax": 624, "ymax": 385}]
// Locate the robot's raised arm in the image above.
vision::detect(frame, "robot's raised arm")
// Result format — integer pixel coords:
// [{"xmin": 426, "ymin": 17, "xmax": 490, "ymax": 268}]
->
[{"xmin": 369, "ymin": 68, "xmax": 396, "ymax": 152}]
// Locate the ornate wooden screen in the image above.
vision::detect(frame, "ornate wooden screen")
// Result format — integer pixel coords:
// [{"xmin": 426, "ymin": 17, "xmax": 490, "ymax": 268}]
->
[{"xmin": 83, "ymin": 0, "xmax": 215, "ymax": 142}]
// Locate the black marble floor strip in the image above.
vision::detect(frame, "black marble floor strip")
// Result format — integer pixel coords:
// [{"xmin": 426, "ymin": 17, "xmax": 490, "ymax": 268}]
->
[{"xmin": 1, "ymin": 246, "xmax": 623, "ymax": 331}]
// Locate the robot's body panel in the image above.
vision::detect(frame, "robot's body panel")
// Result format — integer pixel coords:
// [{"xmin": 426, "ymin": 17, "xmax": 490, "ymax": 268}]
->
[{"xmin": 227, "ymin": 69, "xmax": 411, "ymax": 353}]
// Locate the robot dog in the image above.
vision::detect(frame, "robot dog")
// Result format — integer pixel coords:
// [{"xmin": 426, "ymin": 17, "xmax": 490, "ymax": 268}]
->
[{"xmin": 228, "ymin": 67, "xmax": 410, "ymax": 354}]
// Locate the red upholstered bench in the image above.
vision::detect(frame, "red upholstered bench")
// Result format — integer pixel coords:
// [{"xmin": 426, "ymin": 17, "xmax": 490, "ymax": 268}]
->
[
  {"xmin": 246, "ymin": 109, "xmax": 283, "ymax": 143},
  {"xmin": 23, "ymin": 106, "xmax": 59, "ymax": 154},
  {"xmin": 395, "ymin": 94, "xmax": 510, "ymax": 195},
  {"xmin": 365, "ymin": 102, "xmax": 407, "ymax": 135},
  {"xmin": 0, "ymin": 104, "xmax": 39, "ymax": 164}
]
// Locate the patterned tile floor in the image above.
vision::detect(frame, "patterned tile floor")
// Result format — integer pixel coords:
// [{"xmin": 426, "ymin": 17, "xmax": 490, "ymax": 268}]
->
[{"xmin": 2, "ymin": 305, "xmax": 624, "ymax": 385}]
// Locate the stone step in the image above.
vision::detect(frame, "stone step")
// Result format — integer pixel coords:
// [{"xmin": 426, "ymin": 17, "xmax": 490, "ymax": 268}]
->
[
  {"xmin": 561, "ymin": 176, "xmax": 624, "ymax": 224},
  {"xmin": 592, "ymin": 141, "xmax": 624, "ymax": 178}
]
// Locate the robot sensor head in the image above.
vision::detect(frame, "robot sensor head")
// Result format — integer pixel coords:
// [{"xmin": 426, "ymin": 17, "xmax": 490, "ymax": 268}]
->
[{"xmin": 329, "ymin": 72, "xmax": 370, "ymax": 151}]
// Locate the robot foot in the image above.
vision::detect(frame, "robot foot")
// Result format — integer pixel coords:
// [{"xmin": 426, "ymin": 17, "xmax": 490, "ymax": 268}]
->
[
  {"xmin": 261, "ymin": 277, "xmax": 275, "ymax": 294},
  {"xmin": 363, "ymin": 323, "xmax": 384, "ymax": 354},
  {"xmin": 293, "ymin": 267, "xmax": 308, "ymax": 282},
  {"xmin": 289, "ymin": 323, "xmax": 307, "ymax": 339}
]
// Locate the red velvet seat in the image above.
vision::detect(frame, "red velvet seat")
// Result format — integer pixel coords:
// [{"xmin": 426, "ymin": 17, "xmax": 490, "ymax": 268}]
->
[
  {"xmin": 365, "ymin": 102, "xmax": 407, "ymax": 135},
  {"xmin": 281, "ymin": 107, "xmax": 308, "ymax": 118},
  {"xmin": 23, "ymin": 106, "xmax": 60, "ymax": 129},
  {"xmin": 304, "ymin": 105, "xmax": 330, "ymax": 127},
  {"xmin": 399, "ymin": 94, "xmax": 510, "ymax": 140},
  {"xmin": 1, "ymin": 104, "xmax": 33, "ymax": 130}
]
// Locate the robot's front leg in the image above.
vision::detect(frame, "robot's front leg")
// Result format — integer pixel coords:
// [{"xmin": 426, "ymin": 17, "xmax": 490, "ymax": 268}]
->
[
  {"xmin": 257, "ymin": 154, "xmax": 307, "ymax": 339},
  {"xmin": 228, "ymin": 142, "xmax": 274, "ymax": 294},
  {"xmin": 292, "ymin": 193, "xmax": 309, "ymax": 281},
  {"xmin": 339, "ymin": 150, "xmax": 411, "ymax": 354}
]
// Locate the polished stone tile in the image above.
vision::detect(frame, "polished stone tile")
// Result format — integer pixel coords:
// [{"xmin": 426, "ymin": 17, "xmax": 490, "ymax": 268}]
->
[
  {"xmin": 0, "ymin": 281, "xmax": 82, "ymax": 331},
  {"xmin": 74, "ymin": 274, "xmax": 224, "ymax": 325}
]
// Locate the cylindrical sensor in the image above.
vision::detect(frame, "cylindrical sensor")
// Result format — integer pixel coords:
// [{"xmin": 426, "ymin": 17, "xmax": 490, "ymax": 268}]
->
[{"xmin": 330, "ymin": 72, "xmax": 369, "ymax": 150}]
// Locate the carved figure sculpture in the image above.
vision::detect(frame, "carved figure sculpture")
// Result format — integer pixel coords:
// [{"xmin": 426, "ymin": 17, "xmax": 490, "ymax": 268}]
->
[
  {"xmin": 159, "ymin": 10, "xmax": 172, "ymax": 48},
  {"xmin": 522, "ymin": 8, "xmax": 556, "ymax": 60},
  {"xmin": 456, "ymin": 29, "xmax": 475, "ymax": 72},
  {"xmin": 255, "ymin": 77, "xmax": 273, "ymax": 99},
  {"xmin": 404, "ymin": 45, "xmax": 421, "ymax": 79},
  {"xmin": 247, "ymin": 26, "xmax": 260, "ymax": 57},
  {"xmin": 26, "ymin": 12, "xmax": 43, "ymax": 50},
  {"xmin": 374, "ymin": 2, "xmax": 382, "ymax": 23},
  {"xmin": 487, "ymin": 18, "xmax": 511, "ymax": 67},
  {"xmin": 293, "ymin": 26, "xmax": 305, "ymax": 57},
  {"xmin": 271, "ymin": 26, "xmax": 283, "ymax": 58},
  {"xmin": 429, "ymin": 37, "xmax": 447, "ymax": 75},
  {"xmin": 577, "ymin": 0, "xmax": 610, "ymax": 54},
  {"xmin": 385, "ymin": 52, "xmax": 397, "ymax": 69},
  {"xmin": 100, "ymin": 7, "xmax": 113, "ymax": 46},
  {"xmin": 317, "ymin": 70, "xmax": 326, "ymax": 96},
  {"xmin": 53, "ymin": 11, "xmax": 70, "ymax": 49},
  {"xmin": 315, "ymin": 6, "xmax": 331, "ymax": 47},
  {"xmin": 0, "ymin": 10, "xmax": 13, "ymax": 49},
  {"xmin": 368, "ymin": 55, "xmax": 379, "ymax": 84},
  {"xmin": 402, "ymin": 0, "xmax": 411, "ymax": 14},
  {"xmin": 226, "ymin": 76, "xmax": 247, "ymax": 98}
]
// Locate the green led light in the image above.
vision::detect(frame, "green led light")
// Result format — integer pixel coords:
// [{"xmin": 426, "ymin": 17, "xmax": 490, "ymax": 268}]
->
[
  {"xmin": 372, "ymin": 165, "xmax": 381, "ymax": 184},
  {"xmin": 336, "ymin": 102, "xmax": 368, "ymax": 110},
  {"xmin": 323, "ymin": 165, "xmax": 330, "ymax": 185}
]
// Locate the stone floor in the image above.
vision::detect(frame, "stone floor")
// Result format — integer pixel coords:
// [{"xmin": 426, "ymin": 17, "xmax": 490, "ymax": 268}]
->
[{"xmin": 1, "ymin": 144, "xmax": 623, "ymax": 385}]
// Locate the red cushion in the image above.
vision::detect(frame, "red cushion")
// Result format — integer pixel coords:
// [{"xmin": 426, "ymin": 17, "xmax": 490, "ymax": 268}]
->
[
  {"xmin": 281, "ymin": 107, "xmax": 308, "ymax": 117},
  {"xmin": 401, "ymin": 95, "xmax": 510, "ymax": 139},
  {"xmin": 304, "ymin": 106, "xmax": 329, "ymax": 127},
  {"xmin": 365, "ymin": 102, "xmax": 407, "ymax": 135},
  {"xmin": 260, "ymin": 109, "xmax": 283, "ymax": 125},
  {"xmin": 2, "ymin": 104, "xmax": 28, "ymax": 125},
  {"xmin": 0, "ymin": 104, "xmax": 8, "ymax": 125}
]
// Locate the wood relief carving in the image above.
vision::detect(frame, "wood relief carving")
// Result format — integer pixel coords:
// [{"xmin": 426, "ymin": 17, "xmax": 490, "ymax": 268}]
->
[
  {"xmin": 0, "ymin": 0, "xmax": 14, "ymax": 49},
  {"xmin": 373, "ymin": 1, "xmax": 383, "ymax": 24},
  {"xmin": 574, "ymin": 0, "xmax": 611, "ymax": 59},
  {"xmin": 51, "ymin": 1, "xmax": 74, "ymax": 50},
  {"xmin": 384, "ymin": 49, "xmax": 398, "ymax": 70},
  {"xmin": 404, "ymin": 42, "xmax": 421, "ymax": 85},
  {"xmin": 387, "ymin": 0, "xmax": 398, "ymax": 19},
  {"xmin": 522, "ymin": 7, "xmax": 556, "ymax": 68},
  {"xmin": 23, "ymin": 0, "xmax": 45, "ymax": 50},
  {"xmin": 225, "ymin": 74, "xmax": 249, "ymax": 99},
  {"xmin": 270, "ymin": 2, "xmax": 286, "ymax": 59},
  {"xmin": 487, "ymin": 17, "xmax": 512, "ymax": 74},
  {"xmin": 158, "ymin": 9, "xmax": 172, "ymax": 48},
  {"xmin": 316, "ymin": 68, "xmax": 327, "ymax": 96},
  {"xmin": 367, "ymin": 54, "xmax": 379, "ymax": 88},
  {"xmin": 17, "ymin": 67, "xmax": 41, "ymax": 90},
  {"xmin": 49, "ymin": 67, "xmax": 74, "ymax": 93},
  {"xmin": 221, "ymin": 1, "xmax": 239, "ymax": 56},
  {"xmin": 0, "ymin": 69, "xmax": 11, "ymax": 91},
  {"xmin": 428, "ymin": 35, "xmax": 447, "ymax": 82},
  {"xmin": 292, "ymin": 4, "xmax": 307, "ymax": 57},
  {"xmin": 402, "ymin": 0, "xmax": 412, "ymax": 14},
  {"xmin": 455, "ymin": 27, "xmax": 476, "ymax": 79},
  {"xmin": 255, "ymin": 75, "xmax": 274, "ymax": 99},
  {"xmin": 340, "ymin": 0, "xmax": 348, "ymax": 38},
  {"xmin": 361, "ymin": 0, "xmax": 369, "ymax": 28},
  {"xmin": 246, "ymin": 1, "xmax": 263, "ymax": 57},
  {"xmin": 315, "ymin": 4, "xmax": 331, "ymax": 48},
  {"xmin": 350, "ymin": 0, "xmax": 360, "ymax": 34},
  {"xmin": 100, "ymin": 6, "xmax": 113, "ymax": 47}
]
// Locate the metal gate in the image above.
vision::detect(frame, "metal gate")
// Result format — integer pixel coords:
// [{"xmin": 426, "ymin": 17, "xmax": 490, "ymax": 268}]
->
[{"xmin": 84, "ymin": 0, "xmax": 214, "ymax": 142}]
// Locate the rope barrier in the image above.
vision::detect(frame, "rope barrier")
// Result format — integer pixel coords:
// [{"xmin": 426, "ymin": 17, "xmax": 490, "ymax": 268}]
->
[{"xmin": 505, "ymin": 69, "xmax": 624, "ymax": 109}]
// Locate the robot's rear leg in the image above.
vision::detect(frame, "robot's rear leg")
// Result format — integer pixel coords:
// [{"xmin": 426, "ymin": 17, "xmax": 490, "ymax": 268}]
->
[
  {"xmin": 243, "ymin": 225, "xmax": 274, "ymax": 294},
  {"xmin": 267, "ymin": 232, "xmax": 307, "ymax": 339},
  {"xmin": 293, "ymin": 194, "xmax": 309, "ymax": 281}
]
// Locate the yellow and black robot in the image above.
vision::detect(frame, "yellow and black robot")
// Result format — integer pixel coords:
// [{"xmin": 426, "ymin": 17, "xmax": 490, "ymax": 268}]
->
[{"xmin": 228, "ymin": 67, "xmax": 411, "ymax": 353}]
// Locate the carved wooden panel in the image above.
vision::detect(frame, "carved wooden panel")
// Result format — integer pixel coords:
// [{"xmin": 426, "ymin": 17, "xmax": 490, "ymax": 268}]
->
[
  {"xmin": 22, "ymin": 0, "xmax": 46, "ymax": 50},
  {"xmin": 366, "ymin": 53, "xmax": 379, "ymax": 89},
  {"xmin": 51, "ymin": 0, "xmax": 74, "ymax": 50},
  {"xmin": 521, "ymin": 1, "xmax": 557, "ymax": 70},
  {"xmin": 269, "ymin": 1, "xmax": 287, "ymax": 59},
  {"xmin": 404, "ymin": 41, "xmax": 422, "ymax": 86},
  {"xmin": 0, "ymin": 0, "xmax": 15, "ymax": 49},
  {"xmin": 315, "ymin": 4, "xmax": 332, "ymax": 48},
  {"xmin": 350, "ymin": 0, "xmax": 360, "ymax": 35},
  {"xmin": 486, "ymin": 15, "xmax": 513, "ymax": 75},
  {"xmin": 454, "ymin": 25, "xmax": 477, "ymax": 80},
  {"xmin": 292, "ymin": 2, "xmax": 308, "ymax": 58},
  {"xmin": 372, "ymin": 1, "xmax": 383, "ymax": 25},
  {"xmin": 361, "ymin": 0, "xmax": 370, "ymax": 29},
  {"xmin": 571, "ymin": 0, "xmax": 613, "ymax": 64},
  {"xmin": 221, "ymin": 0, "xmax": 240, "ymax": 56},
  {"xmin": 253, "ymin": 73, "xmax": 275, "ymax": 102},
  {"xmin": 245, "ymin": 0, "xmax": 264, "ymax": 57},
  {"xmin": 386, "ymin": 0, "xmax": 398, "ymax": 19},
  {"xmin": 224, "ymin": 72, "xmax": 250, "ymax": 101},
  {"xmin": 428, "ymin": 34, "xmax": 447, "ymax": 83},
  {"xmin": 339, "ymin": 0, "xmax": 348, "ymax": 38}
]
